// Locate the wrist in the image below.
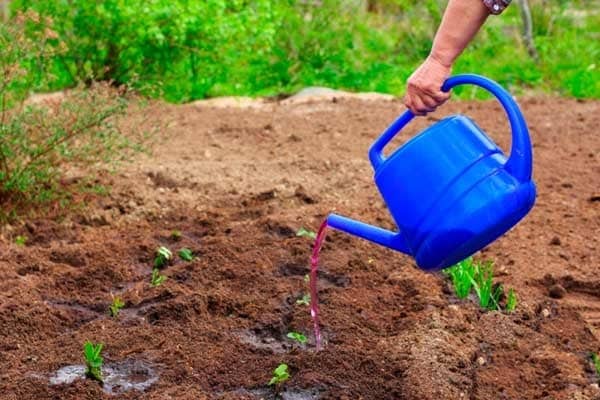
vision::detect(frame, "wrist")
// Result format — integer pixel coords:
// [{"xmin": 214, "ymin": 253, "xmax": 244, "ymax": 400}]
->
[{"xmin": 428, "ymin": 51, "xmax": 455, "ymax": 69}]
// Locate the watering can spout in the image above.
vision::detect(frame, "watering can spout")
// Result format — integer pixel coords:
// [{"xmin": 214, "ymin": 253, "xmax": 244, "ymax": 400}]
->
[{"xmin": 327, "ymin": 214, "xmax": 411, "ymax": 255}]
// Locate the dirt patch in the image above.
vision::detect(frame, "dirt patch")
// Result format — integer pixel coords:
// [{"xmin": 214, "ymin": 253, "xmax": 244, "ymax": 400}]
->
[{"xmin": 0, "ymin": 96, "xmax": 599, "ymax": 399}]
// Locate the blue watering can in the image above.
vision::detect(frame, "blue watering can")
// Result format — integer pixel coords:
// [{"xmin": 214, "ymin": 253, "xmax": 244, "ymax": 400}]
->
[{"xmin": 327, "ymin": 74, "xmax": 536, "ymax": 271}]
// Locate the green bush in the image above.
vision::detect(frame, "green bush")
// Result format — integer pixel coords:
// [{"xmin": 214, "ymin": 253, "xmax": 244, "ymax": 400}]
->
[
  {"xmin": 0, "ymin": 12, "xmax": 144, "ymax": 220},
  {"xmin": 9, "ymin": 0, "xmax": 600, "ymax": 101}
]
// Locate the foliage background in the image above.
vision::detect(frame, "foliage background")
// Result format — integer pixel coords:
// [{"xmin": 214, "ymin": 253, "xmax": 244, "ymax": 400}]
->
[{"xmin": 6, "ymin": 0, "xmax": 600, "ymax": 101}]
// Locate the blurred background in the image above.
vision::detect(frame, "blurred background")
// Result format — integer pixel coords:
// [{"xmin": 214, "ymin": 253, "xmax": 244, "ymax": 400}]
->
[{"xmin": 1, "ymin": 0, "xmax": 599, "ymax": 102}]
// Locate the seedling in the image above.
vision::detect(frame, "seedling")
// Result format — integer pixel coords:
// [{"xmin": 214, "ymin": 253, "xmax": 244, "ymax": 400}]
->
[
  {"xmin": 303, "ymin": 274, "xmax": 309, "ymax": 283},
  {"xmin": 108, "ymin": 296, "xmax": 125, "ymax": 318},
  {"xmin": 296, "ymin": 294, "xmax": 310, "ymax": 306},
  {"xmin": 296, "ymin": 227, "xmax": 316, "ymax": 240},
  {"xmin": 444, "ymin": 257, "xmax": 475, "ymax": 299},
  {"xmin": 473, "ymin": 261, "xmax": 502, "ymax": 310},
  {"xmin": 286, "ymin": 332, "xmax": 307, "ymax": 344},
  {"xmin": 150, "ymin": 268, "xmax": 166, "ymax": 287},
  {"xmin": 506, "ymin": 288, "xmax": 517, "ymax": 312},
  {"xmin": 154, "ymin": 246, "xmax": 173, "ymax": 268},
  {"xmin": 170, "ymin": 230, "xmax": 182, "ymax": 240},
  {"xmin": 83, "ymin": 341, "xmax": 103, "ymax": 383},
  {"xmin": 268, "ymin": 363, "xmax": 290, "ymax": 386},
  {"xmin": 178, "ymin": 248, "xmax": 194, "ymax": 262},
  {"xmin": 592, "ymin": 352, "xmax": 600, "ymax": 381},
  {"xmin": 14, "ymin": 235, "xmax": 27, "ymax": 246}
]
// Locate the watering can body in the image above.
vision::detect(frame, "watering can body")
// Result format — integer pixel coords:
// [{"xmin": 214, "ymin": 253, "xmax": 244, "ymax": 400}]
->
[{"xmin": 327, "ymin": 74, "xmax": 536, "ymax": 271}]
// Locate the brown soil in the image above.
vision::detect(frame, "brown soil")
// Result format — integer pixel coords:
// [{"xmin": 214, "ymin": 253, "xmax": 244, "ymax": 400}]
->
[{"xmin": 0, "ymin": 94, "xmax": 599, "ymax": 400}]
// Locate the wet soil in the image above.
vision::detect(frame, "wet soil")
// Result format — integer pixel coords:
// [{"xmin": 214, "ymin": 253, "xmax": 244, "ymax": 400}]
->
[{"xmin": 0, "ymin": 94, "xmax": 599, "ymax": 399}]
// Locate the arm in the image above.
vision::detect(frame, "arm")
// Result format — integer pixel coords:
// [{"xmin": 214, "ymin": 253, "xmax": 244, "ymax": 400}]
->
[{"xmin": 404, "ymin": 0, "xmax": 502, "ymax": 115}]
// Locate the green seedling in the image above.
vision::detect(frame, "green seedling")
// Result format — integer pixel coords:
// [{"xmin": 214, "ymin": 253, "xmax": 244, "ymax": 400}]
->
[
  {"xmin": 178, "ymin": 248, "xmax": 194, "ymax": 262},
  {"xmin": 472, "ymin": 261, "xmax": 501, "ymax": 310},
  {"xmin": 506, "ymin": 288, "xmax": 517, "ymax": 312},
  {"xmin": 154, "ymin": 246, "xmax": 173, "ymax": 268},
  {"xmin": 444, "ymin": 257, "xmax": 475, "ymax": 299},
  {"xmin": 170, "ymin": 230, "xmax": 182, "ymax": 240},
  {"xmin": 14, "ymin": 235, "xmax": 27, "ymax": 246},
  {"xmin": 150, "ymin": 268, "xmax": 166, "ymax": 287},
  {"xmin": 296, "ymin": 294, "xmax": 310, "ymax": 306},
  {"xmin": 286, "ymin": 332, "xmax": 307, "ymax": 344},
  {"xmin": 592, "ymin": 353, "xmax": 600, "ymax": 381},
  {"xmin": 296, "ymin": 227, "xmax": 316, "ymax": 240},
  {"xmin": 83, "ymin": 341, "xmax": 103, "ymax": 383},
  {"xmin": 303, "ymin": 274, "xmax": 309, "ymax": 284},
  {"xmin": 108, "ymin": 296, "xmax": 125, "ymax": 318},
  {"xmin": 268, "ymin": 363, "xmax": 290, "ymax": 386}
]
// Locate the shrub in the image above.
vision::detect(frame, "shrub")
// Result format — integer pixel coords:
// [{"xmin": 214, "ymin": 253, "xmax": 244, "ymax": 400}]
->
[{"xmin": 0, "ymin": 12, "xmax": 145, "ymax": 220}]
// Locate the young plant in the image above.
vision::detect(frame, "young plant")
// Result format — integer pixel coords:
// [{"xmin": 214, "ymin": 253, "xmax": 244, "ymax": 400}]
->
[
  {"xmin": 170, "ymin": 230, "xmax": 182, "ymax": 240},
  {"xmin": 108, "ymin": 296, "xmax": 125, "ymax": 318},
  {"xmin": 268, "ymin": 363, "xmax": 290, "ymax": 386},
  {"xmin": 505, "ymin": 288, "xmax": 518, "ymax": 312},
  {"xmin": 296, "ymin": 294, "xmax": 310, "ymax": 306},
  {"xmin": 14, "ymin": 235, "xmax": 27, "ymax": 246},
  {"xmin": 444, "ymin": 257, "xmax": 475, "ymax": 299},
  {"xmin": 592, "ymin": 352, "xmax": 600, "ymax": 381},
  {"xmin": 154, "ymin": 246, "xmax": 173, "ymax": 268},
  {"xmin": 286, "ymin": 332, "xmax": 307, "ymax": 344},
  {"xmin": 473, "ymin": 261, "xmax": 501, "ymax": 310},
  {"xmin": 178, "ymin": 248, "xmax": 194, "ymax": 262},
  {"xmin": 83, "ymin": 341, "xmax": 103, "ymax": 383},
  {"xmin": 150, "ymin": 268, "xmax": 166, "ymax": 287},
  {"xmin": 296, "ymin": 227, "xmax": 316, "ymax": 240}
]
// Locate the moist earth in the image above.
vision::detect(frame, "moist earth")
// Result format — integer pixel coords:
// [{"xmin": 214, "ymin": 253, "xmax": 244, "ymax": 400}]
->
[{"xmin": 0, "ymin": 94, "xmax": 599, "ymax": 399}]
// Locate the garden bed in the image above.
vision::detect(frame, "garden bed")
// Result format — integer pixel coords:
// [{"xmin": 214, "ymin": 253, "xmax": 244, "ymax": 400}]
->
[{"xmin": 0, "ymin": 95, "xmax": 598, "ymax": 399}]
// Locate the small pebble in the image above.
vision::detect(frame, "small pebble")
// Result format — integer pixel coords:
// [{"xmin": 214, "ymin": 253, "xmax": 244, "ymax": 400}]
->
[
  {"xmin": 550, "ymin": 236, "xmax": 561, "ymax": 246},
  {"xmin": 541, "ymin": 308, "xmax": 551, "ymax": 318},
  {"xmin": 548, "ymin": 284, "xmax": 567, "ymax": 299},
  {"xmin": 476, "ymin": 356, "xmax": 486, "ymax": 366}
]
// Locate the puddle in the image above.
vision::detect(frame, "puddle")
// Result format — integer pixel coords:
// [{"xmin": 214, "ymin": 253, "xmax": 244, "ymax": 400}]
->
[
  {"xmin": 49, "ymin": 359, "xmax": 158, "ymax": 394},
  {"xmin": 236, "ymin": 329, "xmax": 291, "ymax": 354},
  {"xmin": 219, "ymin": 387, "xmax": 321, "ymax": 400}
]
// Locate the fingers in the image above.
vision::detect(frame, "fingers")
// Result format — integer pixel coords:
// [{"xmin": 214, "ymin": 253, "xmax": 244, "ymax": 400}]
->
[{"xmin": 404, "ymin": 56, "xmax": 453, "ymax": 115}]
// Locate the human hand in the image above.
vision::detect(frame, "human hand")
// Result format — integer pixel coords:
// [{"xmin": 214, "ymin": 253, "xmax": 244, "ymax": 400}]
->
[{"xmin": 404, "ymin": 55, "xmax": 452, "ymax": 116}]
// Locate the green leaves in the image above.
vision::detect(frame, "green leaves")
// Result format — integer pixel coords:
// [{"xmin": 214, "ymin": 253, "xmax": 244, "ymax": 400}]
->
[
  {"xmin": 154, "ymin": 246, "xmax": 173, "ymax": 268},
  {"xmin": 444, "ymin": 258, "xmax": 517, "ymax": 312},
  {"xmin": 83, "ymin": 341, "xmax": 103, "ymax": 382},
  {"xmin": 296, "ymin": 227, "xmax": 316, "ymax": 240},
  {"xmin": 108, "ymin": 296, "xmax": 125, "ymax": 318},
  {"xmin": 150, "ymin": 268, "xmax": 166, "ymax": 287},
  {"xmin": 268, "ymin": 363, "xmax": 290, "ymax": 386},
  {"xmin": 296, "ymin": 294, "xmax": 310, "ymax": 306},
  {"xmin": 444, "ymin": 257, "xmax": 475, "ymax": 299},
  {"xmin": 178, "ymin": 248, "xmax": 194, "ymax": 262},
  {"xmin": 286, "ymin": 332, "xmax": 307, "ymax": 344},
  {"xmin": 592, "ymin": 352, "xmax": 600, "ymax": 381}
]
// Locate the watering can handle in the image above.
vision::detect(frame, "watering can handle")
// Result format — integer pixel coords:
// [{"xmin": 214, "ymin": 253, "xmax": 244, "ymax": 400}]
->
[{"xmin": 368, "ymin": 73, "xmax": 532, "ymax": 182}]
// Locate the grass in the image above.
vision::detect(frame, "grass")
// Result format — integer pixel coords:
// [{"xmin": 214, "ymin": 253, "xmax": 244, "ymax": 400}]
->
[
  {"xmin": 444, "ymin": 257, "xmax": 476, "ymax": 299},
  {"xmin": 108, "ymin": 296, "xmax": 125, "ymax": 318},
  {"xmin": 83, "ymin": 341, "xmax": 103, "ymax": 383},
  {"xmin": 268, "ymin": 363, "xmax": 290, "ymax": 386},
  {"xmin": 444, "ymin": 257, "xmax": 517, "ymax": 312},
  {"xmin": 592, "ymin": 352, "xmax": 600, "ymax": 381}
]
